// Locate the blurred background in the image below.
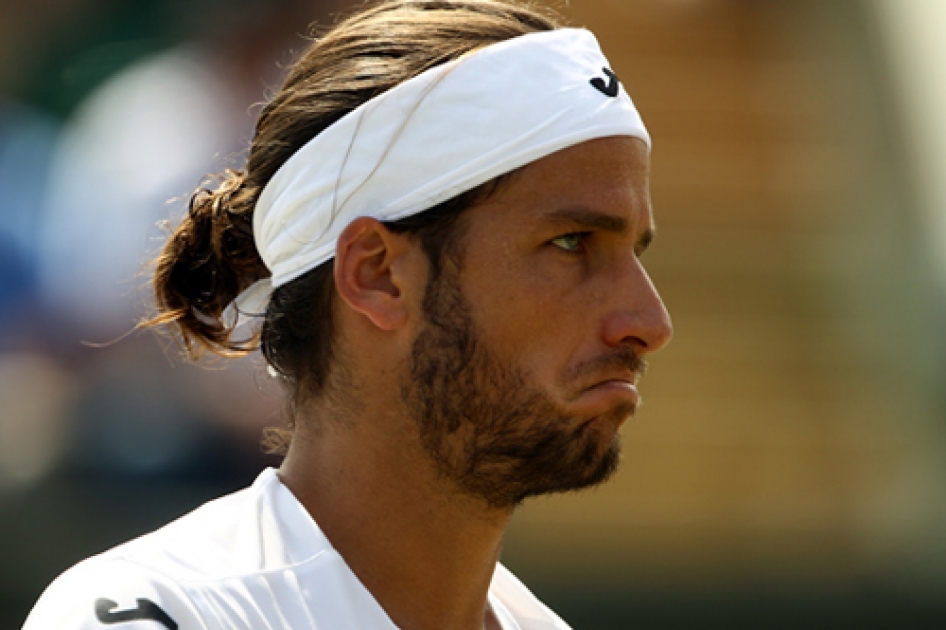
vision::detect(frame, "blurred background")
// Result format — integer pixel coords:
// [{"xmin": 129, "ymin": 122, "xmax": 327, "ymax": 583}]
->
[{"xmin": 2, "ymin": 0, "xmax": 946, "ymax": 627}]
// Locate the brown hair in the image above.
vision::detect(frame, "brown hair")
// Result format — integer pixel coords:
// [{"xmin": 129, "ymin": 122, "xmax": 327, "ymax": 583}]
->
[{"xmin": 145, "ymin": 0, "xmax": 561, "ymax": 452}]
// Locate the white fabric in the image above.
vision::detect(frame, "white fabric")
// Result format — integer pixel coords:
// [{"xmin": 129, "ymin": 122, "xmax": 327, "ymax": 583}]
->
[
  {"xmin": 23, "ymin": 468, "xmax": 572, "ymax": 630},
  {"xmin": 226, "ymin": 28, "xmax": 648, "ymax": 326}
]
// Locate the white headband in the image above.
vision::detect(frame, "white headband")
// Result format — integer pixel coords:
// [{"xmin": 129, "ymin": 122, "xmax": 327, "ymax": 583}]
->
[{"xmin": 227, "ymin": 27, "xmax": 649, "ymax": 325}]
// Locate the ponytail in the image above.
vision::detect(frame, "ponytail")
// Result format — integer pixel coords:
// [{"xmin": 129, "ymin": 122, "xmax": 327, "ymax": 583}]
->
[{"xmin": 147, "ymin": 169, "xmax": 267, "ymax": 358}]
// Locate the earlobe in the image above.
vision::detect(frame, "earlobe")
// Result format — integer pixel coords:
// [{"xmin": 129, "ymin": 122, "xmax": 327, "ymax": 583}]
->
[{"xmin": 334, "ymin": 217, "xmax": 412, "ymax": 331}]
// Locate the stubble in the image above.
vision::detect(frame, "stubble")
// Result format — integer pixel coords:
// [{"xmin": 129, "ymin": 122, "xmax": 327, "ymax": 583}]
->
[{"xmin": 399, "ymin": 261, "xmax": 632, "ymax": 509}]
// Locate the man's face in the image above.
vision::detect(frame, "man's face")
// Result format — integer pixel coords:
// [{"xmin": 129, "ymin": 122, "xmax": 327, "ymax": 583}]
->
[{"xmin": 400, "ymin": 137, "xmax": 672, "ymax": 508}]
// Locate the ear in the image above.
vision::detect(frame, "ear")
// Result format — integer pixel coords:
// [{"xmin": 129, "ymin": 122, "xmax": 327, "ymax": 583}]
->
[{"xmin": 334, "ymin": 217, "xmax": 421, "ymax": 331}]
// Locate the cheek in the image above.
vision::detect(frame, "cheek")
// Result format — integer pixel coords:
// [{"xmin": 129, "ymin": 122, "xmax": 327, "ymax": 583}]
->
[{"xmin": 461, "ymin": 249, "xmax": 597, "ymax": 377}]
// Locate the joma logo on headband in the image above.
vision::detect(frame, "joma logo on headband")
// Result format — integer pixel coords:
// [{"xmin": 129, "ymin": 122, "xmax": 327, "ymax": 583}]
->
[{"xmin": 590, "ymin": 67, "xmax": 620, "ymax": 97}]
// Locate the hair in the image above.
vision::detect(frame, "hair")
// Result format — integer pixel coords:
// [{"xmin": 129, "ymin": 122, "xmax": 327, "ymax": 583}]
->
[{"xmin": 144, "ymin": 0, "xmax": 561, "ymax": 454}]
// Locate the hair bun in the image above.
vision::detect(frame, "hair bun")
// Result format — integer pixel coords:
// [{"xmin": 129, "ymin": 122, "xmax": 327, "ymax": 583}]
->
[{"xmin": 144, "ymin": 168, "xmax": 268, "ymax": 358}]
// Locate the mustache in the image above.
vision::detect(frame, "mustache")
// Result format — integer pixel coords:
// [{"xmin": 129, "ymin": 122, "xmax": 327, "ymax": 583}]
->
[{"xmin": 566, "ymin": 346, "xmax": 648, "ymax": 388}]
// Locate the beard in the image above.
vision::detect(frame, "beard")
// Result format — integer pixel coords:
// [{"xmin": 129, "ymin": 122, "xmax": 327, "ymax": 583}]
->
[{"xmin": 399, "ymin": 261, "xmax": 641, "ymax": 509}]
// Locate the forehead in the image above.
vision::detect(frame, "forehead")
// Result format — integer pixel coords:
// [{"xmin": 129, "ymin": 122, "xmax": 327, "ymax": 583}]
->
[{"xmin": 466, "ymin": 136, "xmax": 652, "ymax": 232}]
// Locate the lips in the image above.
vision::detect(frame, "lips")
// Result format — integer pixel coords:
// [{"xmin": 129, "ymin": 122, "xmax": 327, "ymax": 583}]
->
[
  {"xmin": 583, "ymin": 365, "xmax": 641, "ymax": 392},
  {"xmin": 568, "ymin": 374, "xmax": 641, "ymax": 419},
  {"xmin": 586, "ymin": 378, "xmax": 639, "ymax": 405},
  {"xmin": 564, "ymin": 351, "xmax": 647, "ymax": 413}
]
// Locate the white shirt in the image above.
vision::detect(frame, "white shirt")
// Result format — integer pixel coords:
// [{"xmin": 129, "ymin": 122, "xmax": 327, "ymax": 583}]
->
[{"xmin": 23, "ymin": 469, "xmax": 572, "ymax": 630}]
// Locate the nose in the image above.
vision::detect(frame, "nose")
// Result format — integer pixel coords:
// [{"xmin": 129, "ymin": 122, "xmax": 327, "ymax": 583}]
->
[{"xmin": 600, "ymin": 258, "xmax": 673, "ymax": 354}]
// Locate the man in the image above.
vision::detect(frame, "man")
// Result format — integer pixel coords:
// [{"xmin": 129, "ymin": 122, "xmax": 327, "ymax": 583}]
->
[{"xmin": 24, "ymin": 1, "xmax": 672, "ymax": 628}]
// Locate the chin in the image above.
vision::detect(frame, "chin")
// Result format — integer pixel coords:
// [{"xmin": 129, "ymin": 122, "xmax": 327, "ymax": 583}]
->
[{"xmin": 509, "ymin": 428, "xmax": 623, "ymax": 506}]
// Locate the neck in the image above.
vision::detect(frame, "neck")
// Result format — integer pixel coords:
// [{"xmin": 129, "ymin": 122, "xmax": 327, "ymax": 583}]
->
[{"xmin": 279, "ymin": 398, "xmax": 513, "ymax": 630}]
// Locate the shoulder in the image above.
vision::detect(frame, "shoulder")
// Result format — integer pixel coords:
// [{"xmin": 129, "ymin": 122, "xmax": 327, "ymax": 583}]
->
[
  {"xmin": 23, "ymin": 469, "xmax": 311, "ymax": 630},
  {"xmin": 95, "ymin": 468, "xmax": 303, "ymax": 582},
  {"xmin": 22, "ymin": 555, "xmax": 205, "ymax": 630}
]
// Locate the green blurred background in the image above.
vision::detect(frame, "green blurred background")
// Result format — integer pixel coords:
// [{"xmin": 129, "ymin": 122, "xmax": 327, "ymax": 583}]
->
[{"xmin": 3, "ymin": 0, "xmax": 946, "ymax": 628}]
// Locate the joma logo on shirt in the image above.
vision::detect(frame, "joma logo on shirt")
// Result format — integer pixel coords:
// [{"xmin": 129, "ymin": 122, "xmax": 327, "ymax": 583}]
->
[{"xmin": 95, "ymin": 598, "xmax": 178, "ymax": 630}]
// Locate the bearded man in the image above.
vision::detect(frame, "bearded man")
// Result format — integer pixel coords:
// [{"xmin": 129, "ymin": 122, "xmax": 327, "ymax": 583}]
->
[{"xmin": 24, "ymin": 1, "xmax": 672, "ymax": 628}]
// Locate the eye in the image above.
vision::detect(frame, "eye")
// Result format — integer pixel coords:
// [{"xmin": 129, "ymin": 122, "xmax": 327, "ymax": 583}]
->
[{"xmin": 551, "ymin": 233, "xmax": 587, "ymax": 253}]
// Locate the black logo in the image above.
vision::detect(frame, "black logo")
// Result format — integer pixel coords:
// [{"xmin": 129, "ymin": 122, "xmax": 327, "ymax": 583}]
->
[
  {"xmin": 95, "ymin": 598, "xmax": 178, "ymax": 630},
  {"xmin": 590, "ymin": 67, "xmax": 620, "ymax": 97}
]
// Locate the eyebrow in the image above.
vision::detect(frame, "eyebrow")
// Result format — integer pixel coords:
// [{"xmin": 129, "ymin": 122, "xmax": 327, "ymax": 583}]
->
[
  {"xmin": 546, "ymin": 208, "xmax": 627, "ymax": 232},
  {"xmin": 545, "ymin": 208, "xmax": 655, "ymax": 251}
]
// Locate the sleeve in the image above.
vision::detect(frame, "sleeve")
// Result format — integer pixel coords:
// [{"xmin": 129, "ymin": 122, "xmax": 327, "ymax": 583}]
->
[{"xmin": 22, "ymin": 556, "xmax": 209, "ymax": 630}]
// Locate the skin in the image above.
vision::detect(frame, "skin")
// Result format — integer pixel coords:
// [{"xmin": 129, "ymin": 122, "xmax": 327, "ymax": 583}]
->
[{"xmin": 279, "ymin": 136, "xmax": 672, "ymax": 630}]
